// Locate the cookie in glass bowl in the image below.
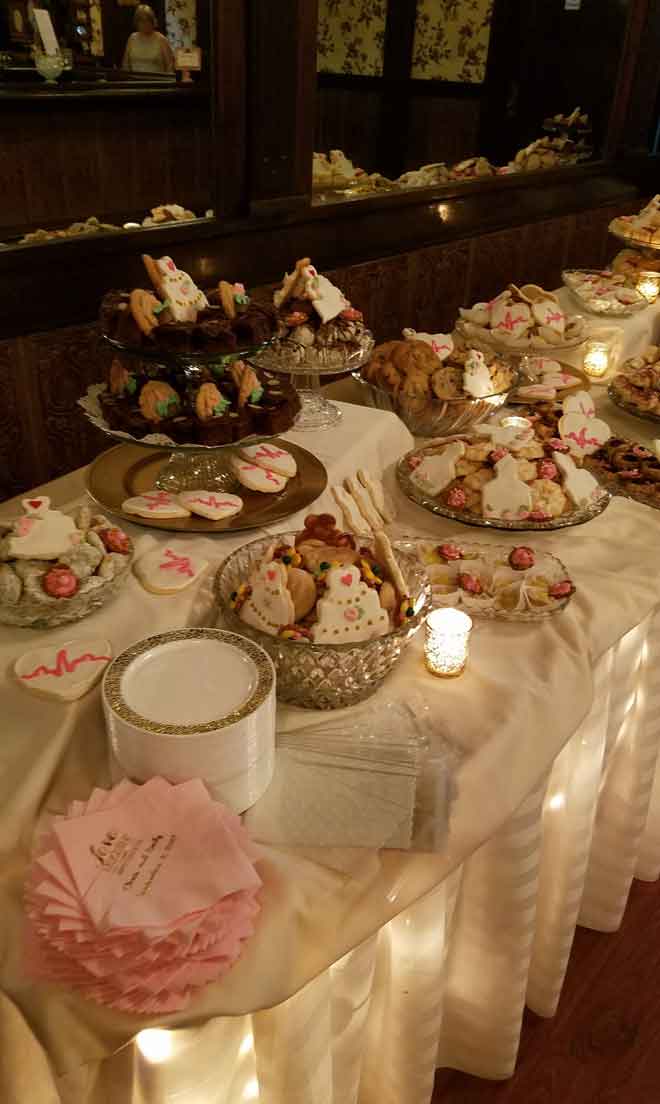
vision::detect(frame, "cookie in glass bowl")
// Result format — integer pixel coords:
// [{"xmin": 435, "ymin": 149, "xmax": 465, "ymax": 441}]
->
[
  {"xmin": 0, "ymin": 498, "xmax": 133, "ymax": 629},
  {"xmin": 457, "ymin": 282, "xmax": 586, "ymax": 351}
]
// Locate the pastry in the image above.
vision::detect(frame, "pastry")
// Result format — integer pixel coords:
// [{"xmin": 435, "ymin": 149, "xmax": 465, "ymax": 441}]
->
[
  {"xmin": 14, "ymin": 639, "xmax": 113, "ymax": 702},
  {"xmin": 459, "ymin": 285, "xmax": 585, "ymax": 350},
  {"xmin": 239, "ymin": 443, "xmax": 297, "ymax": 478},
  {"xmin": 331, "ymin": 486, "xmax": 372, "ymax": 536},
  {"xmin": 177, "ymin": 491, "xmax": 244, "ymax": 521},
  {"xmin": 610, "ymin": 345, "xmax": 660, "ymax": 417},
  {"xmin": 583, "ymin": 436, "xmax": 660, "ymax": 507},
  {"xmin": 230, "ymin": 457, "xmax": 288, "ymax": 494},
  {"xmin": 450, "ymin": 157, "xmax": 496, "ymax": 180},
  {"xmin": 0, "ymin": 503, "xmax": 132, "ymax": 624},
  {"xmin": 134, "ymin": 545, "xmax": 209, "ymax": 595},
  {"xmin": 272, "ymin": 258, "xmax": 372, "ymax": 369},
  {"xmin": 122, "ymin": 491, "xmax": 191, "ymax": 519},
  {"xmin": 358, "ymin": 468, "xmax": 394, "ymax": 523}
]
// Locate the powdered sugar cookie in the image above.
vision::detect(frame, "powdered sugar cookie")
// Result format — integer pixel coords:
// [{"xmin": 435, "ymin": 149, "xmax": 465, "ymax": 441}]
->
[
  {"xmin": 178, "ymin": 491, "xmax": 244, "ymax": 521},
  {"xmin": 134, "ymin": 546, "xmax": 209, "ymax": 594},
  {"xmin": 230, "ymin": 457, "xmax": 288, "ymax": 494},
  {"xmin": 122, "ymin": 492, "xmax": 191, "ymax": 519},
  {"xmin": 239, "ymin": 443, "xmax": 297, "ymax": 478},
  {"xmin": 15, "ymin": 639, "xmax": 112, "ymax": 702}
]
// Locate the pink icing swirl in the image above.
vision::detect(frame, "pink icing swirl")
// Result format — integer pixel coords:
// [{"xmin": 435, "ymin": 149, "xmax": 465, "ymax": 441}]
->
[
  {"xmin": 509, "ymin": 546, "xmax": 535, "ymax": 571},
  {"xmin": 446, "ymin": 486, "xmax": 467, "ymax": 509}
]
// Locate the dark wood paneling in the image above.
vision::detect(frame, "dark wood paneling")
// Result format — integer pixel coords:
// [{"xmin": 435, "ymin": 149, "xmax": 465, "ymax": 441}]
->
[
  {"xmin": 405, "ymin": 97, "xmax": 482, "ymax": 169},
  {"xmin": 315, "ymin": 86, "xmax": 382, "ymax": 174},
  {"xmin": 519, "ymin": 217, "xmax": 571, "ymax": 290},
  {"xmin": 1, "ymin": 96, "xmax": 212, "ymax": 236},
  {"xmin": 0, "ymin": 341, "xmax": 33, "ymax": 502},
  {"xmin": 466, "ymin": 226, "xmax": 527, "ymax": 306},
  {"xmin": 406, "ymin": 241, "xmax": 472, "ymax": 335}
]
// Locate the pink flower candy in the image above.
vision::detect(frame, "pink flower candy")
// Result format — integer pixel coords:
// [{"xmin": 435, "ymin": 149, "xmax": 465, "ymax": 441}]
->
[
  {"xmin": 538, "ymin": 459, "xmax": 558, "ymax": 480},
  {"xmin": 549, "ymin": 579, "xmax": 575, "ymax": 600},
  {"xmin": 509, "ymin": 546, "xmax": 535, "ymax": 571},
  {"xmin": 489, "ymin": 447, "xmax": 509, "ymax": 464},
  {"xmin": 528, "ymin": 509, "xmax": 551, "ymax": 522},
  {"xmin": 446, "ymin": 486, "xmax": 467, "ymax": 509},
  {"xmin": 458, "ymin": 572, "xmax": 482, "ymax": 595},
  {"xmin": 438, "ymin": 542, "xmax": 463, "ymax": 562},
  {"xmin": 548, "ymin": 437, "xmax": 569, "ymax": 453}
]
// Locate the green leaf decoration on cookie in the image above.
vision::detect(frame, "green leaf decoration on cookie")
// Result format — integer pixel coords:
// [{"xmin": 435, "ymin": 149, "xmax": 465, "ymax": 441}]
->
[
  {"xmin": 155, "ymin": 396, "xmax": 178, "ymax": 418},
  {"xmin": 249, "ymin": 385, "xmax": 264, "ymax": 404},
  {"xmin": 126, "ymin": 375, "xmax": 137, "ymax": 395},
  {"xmin": 152, "ymin": 300, "xmax": 170, "ymax": 316},
  {"xmin": 213, "ymin": 396, "xmax": 231, "ymax": 416}
]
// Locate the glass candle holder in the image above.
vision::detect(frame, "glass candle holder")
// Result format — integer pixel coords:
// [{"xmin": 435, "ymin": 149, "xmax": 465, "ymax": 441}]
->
[
  {"xmin": 500, "ymin": 415, "xmax": 532, "ymax": 431},
  {"xmin": 424, "ymin": 608, "xmax": 472, "ymax": 678},
  {"xmin": 583, "ymin": 341, "xmax": 610, "ymax": 380},
  {"xmin": 636, "ymin": 272, "xmax": 660, "ymax": 304}
]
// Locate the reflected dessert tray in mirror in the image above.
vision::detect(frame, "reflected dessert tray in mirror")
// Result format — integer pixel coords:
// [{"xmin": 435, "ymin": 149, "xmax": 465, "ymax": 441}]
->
[
  {"xmin": 561, "ymin": 269, "xmax": 648, "ymax": 317},
  {"xmin": 396, "ymin": 407, "xmax": 610, "ymax": 532},
  {"xmin": 412, "ymin": 539, "xmax": 575, "ymax": 621},
  {"xmin": 86, "ymin": 440, "xmax": 328, "ymax": 533},
  {"xmin": 609, "ymin": 200, "xmax": 660, "ymax": 252}
]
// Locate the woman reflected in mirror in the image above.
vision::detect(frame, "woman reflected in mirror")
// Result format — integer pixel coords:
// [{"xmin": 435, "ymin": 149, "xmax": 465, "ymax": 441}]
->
[{"xmin": 122, "ymin": 5, "xmax": 174, "ymax": 75}]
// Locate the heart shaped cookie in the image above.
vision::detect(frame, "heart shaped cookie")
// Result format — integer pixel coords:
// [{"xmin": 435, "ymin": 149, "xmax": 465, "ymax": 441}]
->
[
  {"xmin": 532, "ymin": 300, "xmax": 565, "ymax": 335},
  {"xmin": 15, "ymin": 639, "xmax": 112, "ymax": 702},
  {"xmin": 490, "ymin": 300, "xmax": 532, "ymax": 339},
  {"xmin": 134, "ymin": 546, "xmax": 209, "ymax": 594},
  {"xmin": 562, "ymin": 389, "xmax": 595, "ymax": 417},
  {"xmin": 558, "ymin": 413, "xmax": 611, "ymax": 457},
  {"xmin": 122, "ymin": 492, "xmax": 191, "ymax": 519},
  {"xmin": 178, "ymin": 491, "xmax": 244, "ymax": 521}
]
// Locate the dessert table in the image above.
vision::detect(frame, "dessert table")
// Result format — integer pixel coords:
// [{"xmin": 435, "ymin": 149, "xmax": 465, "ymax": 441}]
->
[{"xmin": 2, "ymin": 339, "xmax": 660, "ymax": 1104}]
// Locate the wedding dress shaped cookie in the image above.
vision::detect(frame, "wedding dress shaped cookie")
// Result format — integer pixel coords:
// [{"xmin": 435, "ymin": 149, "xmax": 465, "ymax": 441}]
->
[
  {"xmin": 462, "ymin": 349, "xmax": 493, "ymax": 398},
  {"xmin": 8, "ymin": 497, "xmax": 79, "ymax": 560},
  {"xmin": 410, "ymin": 441, "xmax": 465, "ymax": 496},
  {"xmin": 553, "ymin": 451, "xmax": 601, "ymax": 507},
  {"xmin": 312, "ymin": 565, "xmax": 389, "ymax": 643},
  {"xmin": 482, "ymin": 454, "xmax": 532, "ymax": 519},
  {"xmin": 239, "ymin": 560, "xmax": 295, "ymax": 634}
]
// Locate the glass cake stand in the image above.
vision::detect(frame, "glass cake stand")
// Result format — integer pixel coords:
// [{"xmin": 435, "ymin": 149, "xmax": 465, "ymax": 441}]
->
[
  {"xmin": 249, "ymin": 333, "xmax": 375, "ymax": 432},
  {"xmin": 79, "ymin": 337, "xmax": 282, "ymax": 492}
]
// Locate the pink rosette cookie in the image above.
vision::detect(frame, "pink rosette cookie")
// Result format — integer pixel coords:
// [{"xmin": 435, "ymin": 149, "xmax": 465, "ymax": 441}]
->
[
  {"xmin": 43, "ymin": 565, "xmax": 80, "ymax": 599},
  {"xmin": 438, "ymin": 542, "xmax": 463, "ymax": 562},
  {"xmin": 549, "ymin": 579, "xmax": 575, "ymax": 600},
  {"xmin": 508, "ymin": 546, "xmax": 535, "ymax": 571},
  {"xmin": 97, "ymin": 528, "xmax": 131, "ymax": 555},
  {"xmin": 537, "ymin": 459, "xmax": 558, "ymax": 481},
  {"xmin": 446, "ymin": 486, "xmax": 467, "ymax": 509},
  {"xmin": 458, "ymin": 572, "xmax": 482, "ymax": 595}
]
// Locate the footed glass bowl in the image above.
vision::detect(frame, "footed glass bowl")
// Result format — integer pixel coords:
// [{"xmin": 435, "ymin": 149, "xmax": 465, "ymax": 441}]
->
[
  {"xmin": 352, "ymin": 370, "xmax": 516, "ymax": 438},
  {"xmin": 215, "ymin": 534, "xmax": 431, "ymax": 709}
]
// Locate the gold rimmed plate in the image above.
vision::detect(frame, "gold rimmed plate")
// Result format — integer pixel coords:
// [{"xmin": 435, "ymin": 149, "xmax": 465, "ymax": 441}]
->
[{"xmin": 86, "ymin": 441, "xmax": 328, "ymax": 533}]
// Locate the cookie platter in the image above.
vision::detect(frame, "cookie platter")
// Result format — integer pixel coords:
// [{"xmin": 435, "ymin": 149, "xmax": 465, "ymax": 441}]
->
[
  {"xmin": 456, "ymin": 282, "xmax": 587, "ymax": 355},
  {"xmin": 412, "ymin": 539, "xmax": 575, "ymax": 621},
  {"xmin": 583, "ymin": 438, "xmax": 660, "ymax": 511},
  {"xmin": 561, "ymin": 269, "xmax": 648, "ymax": 317},
  {"xmin": 86, "ymin": 440, "xmax": 328, "ymax": 533}
]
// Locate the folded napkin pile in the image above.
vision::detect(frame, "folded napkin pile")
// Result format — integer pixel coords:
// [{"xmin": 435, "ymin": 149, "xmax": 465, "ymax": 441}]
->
[{"xmin": 24, "ymin": 777, "xmax": 262, "ymax": 1013}]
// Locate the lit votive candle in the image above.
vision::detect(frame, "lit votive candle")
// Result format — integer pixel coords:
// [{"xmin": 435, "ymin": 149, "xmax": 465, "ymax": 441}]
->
[
  {"xmin": 583, "ymin": 341, "xmax": 610, "ymax": 380},
  {"xmin": 637, "ymin": 272, "xmax": 660, "ymax": 304},
  {"xmin": 425, "ymin": 608, "xmax": 472, "ymax": 678}
]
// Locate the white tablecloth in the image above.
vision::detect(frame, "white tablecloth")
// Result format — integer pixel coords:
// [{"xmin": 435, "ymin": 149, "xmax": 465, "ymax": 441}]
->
[{"xmin": 2, "ymin": 379, "xmax": 660, "ymax": 1103}]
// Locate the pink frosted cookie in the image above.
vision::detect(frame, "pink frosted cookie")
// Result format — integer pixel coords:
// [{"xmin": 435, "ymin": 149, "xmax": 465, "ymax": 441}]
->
[
  {"xmin": 178, "ymin": 491, "xmax": 244, "ymax": 521},
  {"xmin": 15, "ymin": 639, "xmax": 112, "ymax": 702},
  {"xmin": 230, "ymin": 457, "xmax": 287, "ymax": 494},
  {"xmin": 134, "ymin": 546, "xmax": 209, "ymax": 594},
  {"xmin": 239, "ymin": 443, "xmax": 297, "ymax": 478},
  {"xmin": 122, "ymin": 491, "xmax": 191, "ymax": 519}
]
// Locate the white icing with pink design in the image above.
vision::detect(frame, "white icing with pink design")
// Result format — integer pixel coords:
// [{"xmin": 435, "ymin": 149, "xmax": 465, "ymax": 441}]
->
[
  {"xmin": 239, "ymin": 559, "xmax": 294, "ymax": 635},
  {"xmin": 482, "ymin": 454, "xmax": 532, "ymax": 519},
  {"xmin": 303, "ymin": 267, "xmax": 348, "ymax": 324},
  {"xmin": 558, "ymin": 413, "xmax": 611, "ymax": 457},
  {"xmin": 239, "ymin": 443, "xmax": 297, "ymax": 478},
  {"xmin": 312, "ymin": 564, "xmax": 389, "ymax": 643},
  {"xmin": 402, "ymin": 328, "xmax": 454, "ymax": 361},
  {"xmin": 134, "ymin": 545, "xmax": 209, "ymax": 595},
  {"xmin": 562, "ymin": 390, "xmax": 596, "ymax": 417},
  {"xmin": 14, "ymin": 638, "xmax": 112, "ymax": 702},
  {"xmin": 490, "ymin": 300, "xmax": 532, "ymax": 338},
  {"xmin": 155, "ymin": 256, "xmax": 208, "ymax": 322},
  {"xmin": 532, "ymin": 300, "xmax": 565, "ymax": 335},
  {"xmin": 553, "ymin": 451, "xmax": 601, "ymax": 506},
  {"xmin": 230, "ymin": 457, "xmax": 288, "ymax": 494},
  {"xmin": 122, "ymin": 492, "xmax": 191, "ymax": 519},
  {"xmin": 8, "ymin": 497, "xmax": 79, "ymax": 560},
  {"xmin": 178, "ymin": 491, "xmax": 244, "ymax": 521},
  {"xmin": 410, "ymin": 442, "xmax": 465, "ymax": 497}
]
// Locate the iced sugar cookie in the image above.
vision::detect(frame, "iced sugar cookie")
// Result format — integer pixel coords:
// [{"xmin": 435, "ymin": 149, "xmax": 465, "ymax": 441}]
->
[
  {"xmin": 312, "ymin": 564, "xmax": 389, "ymax": 644},
  {"xmin": 122, "ymin": 492, "xmax": 191, "ymax": 519},
  {"xmin": 410, "ymin": 442, "xmax": 465, "ymax": 496},
  {"xmin": 134, "ymin": 546, "xmax": 209, "ymax": 594},
  {"xmin": 230, "ymin": 457, "xmax": 288, "ymax": 493},
  {"xmin": 178, "ymin": 491, "xmax": 244, "ymax": 521},
  {"xmin": 553, "ymin": 451, "xmax": 601, "ymax": 507},
  {"xmin": 239, "ymin": 443, "xmax": 297, "ymax": 478},
  {"xmin": 482, "ymin": 454, "xmax": 532, "ymax": 519},
  {"xmin": 239, "ymin": 560, "xmax": 295, "ymax": 634},
  {"xmin": 15, "ymin": 639, "xmax": 112, "ymax": 702},
  {"xmin": 8, "ymin": 497, "xmax": 79, "ymax": 560},
  {"xmin": 558, "ymin": 413, "xmax": 610, "ymax": 457}
]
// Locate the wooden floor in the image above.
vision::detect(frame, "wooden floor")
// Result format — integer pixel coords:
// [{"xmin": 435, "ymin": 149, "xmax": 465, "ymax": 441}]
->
[{"xmin": 432, "ymin": 878, "xmax": 660, "ymax": 1103}]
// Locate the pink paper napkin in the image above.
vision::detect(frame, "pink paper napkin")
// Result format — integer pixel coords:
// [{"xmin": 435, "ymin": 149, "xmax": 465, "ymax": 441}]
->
[{"xmin": 24, "ymin": 778, "xmax": 262, "ymax": 1013}]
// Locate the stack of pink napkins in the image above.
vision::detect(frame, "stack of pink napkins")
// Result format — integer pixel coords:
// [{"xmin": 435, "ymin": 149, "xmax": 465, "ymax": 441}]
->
[{"xmin": 24, "ymin": 777, "xmax": 262, "ymax": 1013}]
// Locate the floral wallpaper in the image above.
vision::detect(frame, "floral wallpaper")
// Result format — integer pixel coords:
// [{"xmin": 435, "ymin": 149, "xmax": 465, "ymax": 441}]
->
[
  {"xmin": 317, "ymin": 0, "xmax": 387, "ymax": 76},
  {"xmin": 165, "ymin": 0, "xmax": 196, "ymax": 49},
  {"xmin": 411, "ymin": 0, "xmax": 494, "ymax": 83}
]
